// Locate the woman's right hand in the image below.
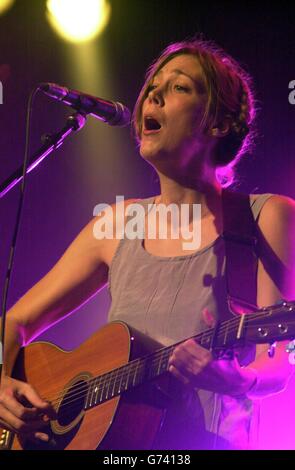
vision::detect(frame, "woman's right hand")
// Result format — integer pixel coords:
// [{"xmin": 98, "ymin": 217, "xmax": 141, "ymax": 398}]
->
[{"xmin": 0, "ymin": 375, "xmax": 56, "ymax": 443}]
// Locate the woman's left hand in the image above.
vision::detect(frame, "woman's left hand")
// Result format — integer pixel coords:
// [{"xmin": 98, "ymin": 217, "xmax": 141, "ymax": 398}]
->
[
  {"xmin": 168, "ymin": 309, "xmax": 257, "ymax": 396},
  {"xmin": 168, "ymin": 341, "xmax": 256, "ymax": 396}
]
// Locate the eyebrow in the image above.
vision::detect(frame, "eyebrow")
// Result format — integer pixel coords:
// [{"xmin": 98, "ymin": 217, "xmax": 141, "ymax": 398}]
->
[
  {"xmin": 154, "ymin": 69, "xmax": 196, "ymax": 82},
  {"xmin": 154, "ymin": 68, "xmax": 206, "ymax": 92}
]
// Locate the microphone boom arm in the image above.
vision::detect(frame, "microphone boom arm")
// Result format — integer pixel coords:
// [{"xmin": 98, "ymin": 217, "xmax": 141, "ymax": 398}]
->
[{"xmin": 0, "ymin": 112, "xmax": 86, "ymax": 199}]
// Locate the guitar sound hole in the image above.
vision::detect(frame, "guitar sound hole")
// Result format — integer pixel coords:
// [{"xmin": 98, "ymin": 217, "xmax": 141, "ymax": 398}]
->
[{"xmin": 57, "ymin": 379, "xmax": 87, "ymax": 426}]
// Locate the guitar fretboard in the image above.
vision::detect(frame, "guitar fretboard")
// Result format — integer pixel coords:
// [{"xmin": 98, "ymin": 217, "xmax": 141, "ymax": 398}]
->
[
  {"xmin": 83, "ymin": 300, "xmax": 295, "ymax": 410},
  {"xmin": 84, "ymin": 315, "xmax": 240, "ymax": 409}
]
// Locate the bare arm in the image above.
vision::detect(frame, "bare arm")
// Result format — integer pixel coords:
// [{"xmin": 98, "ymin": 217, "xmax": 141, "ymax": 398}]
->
[
  {"xmin": 3, "ymin": 217, "xmax": 108, "ymax": 375},
  {"xmin": 244, "ymin": 194, "xmax": 295, "ymax": 398},
  {"xmin": 169, "ymin": 194, "xmax": 295, "ymax": 397},
  {"xmin": 0, "ymin": 215, "xmax": 109, "ymax": 441},
  {"xmin": 0, "ymin": 197, "xmax": 137, "ymax": 441}
]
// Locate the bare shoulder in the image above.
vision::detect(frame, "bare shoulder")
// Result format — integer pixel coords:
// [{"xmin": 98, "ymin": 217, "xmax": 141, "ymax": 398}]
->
[
  {"xmin": 255, "ymin": 194, "xmax": 295, "ymax": 350},
  {"xmin": 93, "ymin": 197, "xmax": 141, "ymax": 230},
  {"xmin": 258, "ymin": 193, "xmax": 295, "ymax": 214},
  {"xmin": 256, "ymin": 193, "xmax": 295, "ymax": 270},
  {"xmin": 64, "ymin": 198, "xmax": 140, "ymax": 269},
  {"xmin": 257, "ymin": 194, "xmax": 295, "ymax": 236},
  {"xmin": 89, "ymin": 197, "xmax": 141, "ymax": 266}
]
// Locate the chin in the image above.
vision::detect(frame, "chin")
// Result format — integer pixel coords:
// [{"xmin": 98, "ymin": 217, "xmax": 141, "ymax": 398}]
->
[
  {"xmin": 140, "ymin": 144, "xmax": 160, "ymax": 161},
  {"xmin": 140, "ymin": 140, "xmax": 171, "ymax": 160}
]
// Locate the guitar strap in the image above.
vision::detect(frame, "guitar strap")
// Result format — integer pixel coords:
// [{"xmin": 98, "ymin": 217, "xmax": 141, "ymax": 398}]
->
[{"xmin": 221, "ymin": 189, "xmax": 259, "ymax": 314}]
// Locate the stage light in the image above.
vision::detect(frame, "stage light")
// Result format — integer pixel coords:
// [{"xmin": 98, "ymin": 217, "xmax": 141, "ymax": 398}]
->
[
  {"xmin": 46, "ymin": 0, "xmax": 111, "ymax": 44},
  {"xmin": 0, "ymin": 0, "xmax": 15, "ymax": 16}
]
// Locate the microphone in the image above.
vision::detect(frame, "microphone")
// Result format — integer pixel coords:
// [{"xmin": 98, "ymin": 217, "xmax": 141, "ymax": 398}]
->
[{"xmin": 39, "ymin": 82, "xmax": 131, "ymax": 127}]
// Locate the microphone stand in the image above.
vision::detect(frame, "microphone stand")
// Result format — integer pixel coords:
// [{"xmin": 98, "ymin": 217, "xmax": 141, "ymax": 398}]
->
[
  {"xmin": 0, "ymin": 112, "xmax": 86, "ymax": 199},
  {"xmin": 0, "ymin": 111, "xmax": 86, "ymax": 392}
]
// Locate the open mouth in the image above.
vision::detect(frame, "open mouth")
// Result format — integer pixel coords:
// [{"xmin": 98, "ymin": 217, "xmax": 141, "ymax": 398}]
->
[{"xmin": 144, "ymin": 116, "xmax": 162, "ymax": 132}]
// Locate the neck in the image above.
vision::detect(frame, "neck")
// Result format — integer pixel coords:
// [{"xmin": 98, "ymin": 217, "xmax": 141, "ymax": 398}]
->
[{"xmin": 155, "ymin": 169, "xmax": 223, "ymax": 219}]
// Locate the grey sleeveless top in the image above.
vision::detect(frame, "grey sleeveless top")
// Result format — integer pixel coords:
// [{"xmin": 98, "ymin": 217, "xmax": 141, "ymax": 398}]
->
[{"xmin": 107, "ymin": 193, "xmax": 273, "ymax": 449}]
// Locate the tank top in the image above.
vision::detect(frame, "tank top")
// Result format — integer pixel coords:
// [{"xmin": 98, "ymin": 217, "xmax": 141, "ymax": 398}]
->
[{"xmin": 107, "ymin": 193, "xmax": 274, "ymax": 449}]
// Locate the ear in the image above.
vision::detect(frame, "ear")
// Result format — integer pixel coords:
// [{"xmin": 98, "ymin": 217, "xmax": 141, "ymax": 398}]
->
[{"xmin": 210, "ymin": 116, "xmax": 232, "ymax": 138}]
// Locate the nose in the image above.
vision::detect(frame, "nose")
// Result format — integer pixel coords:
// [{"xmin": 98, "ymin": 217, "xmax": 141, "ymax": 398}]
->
[{"xmin": 148, "ymin": 87, "xmax": 164, "ymax": 106}]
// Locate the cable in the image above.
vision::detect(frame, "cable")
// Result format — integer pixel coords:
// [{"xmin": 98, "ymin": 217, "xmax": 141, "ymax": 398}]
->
[{"xmin": 0, "ymin": 86, "xmax": 39, "ymax": 384}]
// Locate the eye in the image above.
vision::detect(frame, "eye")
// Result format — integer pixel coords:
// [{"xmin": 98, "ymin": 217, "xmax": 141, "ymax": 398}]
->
[
  {"xmin": 146, "ymin": 84, "xmax": 158, "ymax": 93},
  {"xmin": 174, "ymin": 84, "xmax": 190, "ymax": 92}
]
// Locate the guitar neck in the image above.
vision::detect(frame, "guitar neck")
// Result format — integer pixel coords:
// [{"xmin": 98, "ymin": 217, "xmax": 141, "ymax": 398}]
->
[
  {"xmin": 84, "ymin": 329, "xmax": 218, "ymax": 410},
  {"xmin": 84, "ymin": 300, "xmax": 295, "ymax": 410},
  {"xmin": 84, "ymin": 308, "xmax": 252, "ymax": 409}
]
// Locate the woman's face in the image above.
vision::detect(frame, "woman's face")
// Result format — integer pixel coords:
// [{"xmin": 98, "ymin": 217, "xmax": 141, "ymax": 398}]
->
[{"xmin": 140, "ymin": 54, "xmax": 210, "ymax": 170}]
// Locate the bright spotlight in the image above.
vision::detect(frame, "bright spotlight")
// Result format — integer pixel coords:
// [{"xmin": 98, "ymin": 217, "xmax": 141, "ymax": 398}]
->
[
  {"xmin": 0, "ymin": 0, "xmax": 15, "ymax": 16},
  {"xmin": 46, "ymin": 0, "xmax": 111, "ymax": 44}
]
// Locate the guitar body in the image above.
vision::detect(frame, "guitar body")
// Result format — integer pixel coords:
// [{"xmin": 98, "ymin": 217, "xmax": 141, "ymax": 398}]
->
[{"xmin": 5, "ymin": 322, "xmax": 178, "ymax": 450}]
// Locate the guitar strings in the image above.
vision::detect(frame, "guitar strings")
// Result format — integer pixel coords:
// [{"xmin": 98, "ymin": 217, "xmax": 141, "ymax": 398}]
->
[
  {"xmin": 46, "ymin": 348, "xmax": 173, "ymax": 409},
  {"xmin": 42, "ymin": 308, "xmax": 283, "ymax": 413},
  {"xmin": 46, "ymin": 311, "xmax": 288, "ymax": 413},
  {"xmin": 46, "ymin": 320, "xmax": 281, "ymax": 415},
  {"xmin": 43, "ymin": 308, "xmax": 284, "ymax": 410}
]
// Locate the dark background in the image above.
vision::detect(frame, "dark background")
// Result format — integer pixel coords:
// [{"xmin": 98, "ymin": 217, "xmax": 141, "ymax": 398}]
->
[{"xmin": 0, "ymin": 0, "xmax": 294, "ymax": 448}]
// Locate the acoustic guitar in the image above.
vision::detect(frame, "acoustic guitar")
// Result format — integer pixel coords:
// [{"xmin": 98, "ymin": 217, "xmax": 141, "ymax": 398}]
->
[{"xmin": 1, "ymin": 300, "xmax": 295, "ymax": 450}]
